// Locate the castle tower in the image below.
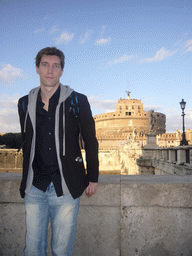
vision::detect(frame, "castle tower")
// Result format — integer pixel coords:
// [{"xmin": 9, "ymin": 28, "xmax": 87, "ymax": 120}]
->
[{"xmin": 94, "ymin": 92, "xmax": 166, "ymax": 149}]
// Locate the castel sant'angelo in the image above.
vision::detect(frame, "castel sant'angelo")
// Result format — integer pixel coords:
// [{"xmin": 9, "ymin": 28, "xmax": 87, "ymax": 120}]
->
[
  {"xmin": 90, "ymin": 91, "xmax": 192, "ymax": 175},
  {"xmin": 94, "ymin": 91, "xmax": 166, "ymax": 149}
]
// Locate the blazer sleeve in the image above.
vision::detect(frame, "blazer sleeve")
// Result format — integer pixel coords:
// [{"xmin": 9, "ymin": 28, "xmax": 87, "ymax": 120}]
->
[
  {"xmin": 78, "ymin": 93, "xmax": 99, "ymax": 182},
  {"xmin": 18, "ymin": 96, "xmax": 28, "ymax": 142}
]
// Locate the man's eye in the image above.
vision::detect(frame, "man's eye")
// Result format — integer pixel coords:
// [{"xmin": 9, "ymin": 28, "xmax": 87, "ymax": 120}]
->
[{"xmin": 55, "ymin": 65, "xmax": 60, "ymax": 68}]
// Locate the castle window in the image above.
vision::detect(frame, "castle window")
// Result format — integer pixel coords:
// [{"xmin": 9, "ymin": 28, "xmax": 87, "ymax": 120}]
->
[
  {"xmin": 132, "ymin": 106, "xmax": 134, "ymax": 109},
  {"xmin": 126, "ymin": 112, "xmax": 131, "ymax": 116},
  {"xmin": 138, "ymin": 106, "xmax": 140, "ymax": 109},
  {"xmin": 126, "ymin": 106, "xmax": 128, "ymax": 110}
]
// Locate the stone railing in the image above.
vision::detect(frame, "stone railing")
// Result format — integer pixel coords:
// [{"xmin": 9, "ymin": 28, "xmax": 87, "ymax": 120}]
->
[
  {"xmin": 1, "ymin": 173, "xmax": 192, "ymax": 256},
  {"xmin": 137, "ymin": 145, "xmax": 192, "ymax": 175}
]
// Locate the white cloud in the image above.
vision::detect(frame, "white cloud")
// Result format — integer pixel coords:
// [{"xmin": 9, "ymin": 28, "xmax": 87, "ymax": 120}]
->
[
  {"xmin": 143, "ymin": 104, "xmax": 192, "ymax": 133},
  {"xmin": 0, "ymin": 94, "xmax": 20, "ymax": 133},
  {"xmin": 184, "ymin": 38, "xmax": 192, "ymax": 52},
  {"xmin": 107, "ymin": 54, "xmax": 135, "ymax": 67},
  {"xmin": 185, "ymin": 110, "xmax": 192, "ymax": 129},
  {"xmin": 0, "ymin": 94, "xmax": 19, "ymax": 108},
  {"xmin": 165, "ymin": 111, "xmax": 192, "ymax": 133},
  {"xmin": 34, "ymin": 25, "xmax": 58, "ymax": 35},
  {"xmin": 185, "ymin": 38, "xmax": 192, "ymax": 48},
  {"xmin": 101, "ymin": 25, "xmax": 107, "ymax": 34},
  {"xmin": 55, "ymin": 32, "xmax": 74, "ymax": 44},
  {"xmin": 95, "ymin": 37, "xmax": 111, "ymax": 45},
  {"xmin": 143, "ymin": 47, "xmax": 177, "ymax": 62},
  {"xmin": 186, "ymin": 46, "xmax": 192, "ymax": 52},
  {"xmin": 166, "ymin": 114, "xmax": 181, "ymax": 133},
  {"xmin": 88, "ymin": 96, "xmax": 116, "ymax": 112},
  {"xmin": 143, "ymin": 104, "xmax": 163, "ymax": 112},
  {"xmin": 79, "ymin": 30, "xmax": 92, "ymax": 43},
  {"xmin": 34, "ymin": 28, "xmax": 46, "ymax": 34},
  {"xmin": 49, "ymin": 25, "xmax": 59, "ymax": 34},
  {"xmin": 0, "ymin": 64, "xmax": 28, "ymax": 86}
]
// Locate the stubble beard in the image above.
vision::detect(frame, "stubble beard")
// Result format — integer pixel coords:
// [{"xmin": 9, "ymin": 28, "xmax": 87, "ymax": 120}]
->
[{"xmin": 40, "ymin": 78, "xmax": 60, "ymax": 90}]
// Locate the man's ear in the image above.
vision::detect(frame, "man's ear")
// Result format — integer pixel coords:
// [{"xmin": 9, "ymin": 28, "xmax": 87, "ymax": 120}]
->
[{"xmin": 36, "ymin": 66, "xmax": 39, "ymax": 74}]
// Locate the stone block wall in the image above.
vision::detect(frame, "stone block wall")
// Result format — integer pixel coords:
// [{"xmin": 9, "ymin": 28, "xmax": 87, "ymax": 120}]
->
[{"xmin": 0, "ymin": 173, "xmax": 192, "ymax": 256}]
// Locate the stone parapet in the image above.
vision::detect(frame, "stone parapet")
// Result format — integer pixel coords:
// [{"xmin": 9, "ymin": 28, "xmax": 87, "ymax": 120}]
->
[
  {"xmin": 137, "ymin": 145, "xmax": 192, "ymax": 175},
  {"xmin": 1, "ymin": 173, "xmax": 192, "ymax": 256}
]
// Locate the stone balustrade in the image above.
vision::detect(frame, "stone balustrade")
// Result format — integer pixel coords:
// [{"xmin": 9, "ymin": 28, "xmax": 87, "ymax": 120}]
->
[
  {"xmin": 1, "ymin": 173, "xmax": 192, "ymax": 256},
  {"xmin": 137, "ymin": 145, "xmax": 192, "ymax": 175}
]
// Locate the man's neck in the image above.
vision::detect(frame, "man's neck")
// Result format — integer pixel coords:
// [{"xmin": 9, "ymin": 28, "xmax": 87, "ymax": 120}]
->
[
  {"xmin": 40, "ymin": 84, "xmax": 60, "ymax": 102},
  {"xmin": 40, "ymin": 84, "xmax": 60, "ymax": 111}
]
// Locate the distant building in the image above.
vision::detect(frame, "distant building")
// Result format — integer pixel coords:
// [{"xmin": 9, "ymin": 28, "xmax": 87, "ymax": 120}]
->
[
  {"xmin": 94, "ymin": 92, "xmax": 166, "ymax": 149},
  {"xmin": 157, "ymin": 129, "xmax": 192, "ymax": 148}
]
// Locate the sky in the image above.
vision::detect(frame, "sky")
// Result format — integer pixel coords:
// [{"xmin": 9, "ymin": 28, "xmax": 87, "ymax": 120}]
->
[{"xmin": 0, "ymin": 0, "xmax": 192, "ymax": 134}]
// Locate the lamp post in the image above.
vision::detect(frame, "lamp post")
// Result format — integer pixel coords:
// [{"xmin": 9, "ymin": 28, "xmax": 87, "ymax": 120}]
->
[{"xmin": 179, "ymin": 99, "xmax": 188, "ymax": 146}]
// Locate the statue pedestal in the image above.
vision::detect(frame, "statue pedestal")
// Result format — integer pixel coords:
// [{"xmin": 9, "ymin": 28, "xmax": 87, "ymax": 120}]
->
[
  {"xmin": 144, "ymin": 133, "xmax": 160, "ymax": 149},
  {"xmin": 142, "ymin": 133, "xmax": 160, "ymax": 159},
  {"xmin": 137, "ymin": 133, "xmax": 160, "ymax": 174}
]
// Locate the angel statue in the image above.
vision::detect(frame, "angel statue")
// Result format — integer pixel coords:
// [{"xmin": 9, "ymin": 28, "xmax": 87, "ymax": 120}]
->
[{"xmin": 148, "ymin": 109, "xmax": 156, "ymax": 134}]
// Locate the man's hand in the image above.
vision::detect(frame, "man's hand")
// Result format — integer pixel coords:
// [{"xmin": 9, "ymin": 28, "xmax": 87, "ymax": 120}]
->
[{"xmin": 85, "ymin": 182, "xmax": 97, "ymax": 198}]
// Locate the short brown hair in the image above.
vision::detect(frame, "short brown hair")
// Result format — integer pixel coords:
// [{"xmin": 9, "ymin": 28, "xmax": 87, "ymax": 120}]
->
[{"xmin": 35, "ymin": 47, "xmax": 65, "ymax": 70}]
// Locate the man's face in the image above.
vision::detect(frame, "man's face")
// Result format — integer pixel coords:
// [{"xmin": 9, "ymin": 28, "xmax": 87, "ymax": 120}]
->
[{"xmin": 36, "ymin": 55, "xmax": 63, "ymax": 89}]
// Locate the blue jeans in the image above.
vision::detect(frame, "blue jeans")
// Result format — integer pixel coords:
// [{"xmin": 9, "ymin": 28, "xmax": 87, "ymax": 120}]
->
[{"xmin": 24, "ymin": 183, "xmax": 80, "ymax": 256}]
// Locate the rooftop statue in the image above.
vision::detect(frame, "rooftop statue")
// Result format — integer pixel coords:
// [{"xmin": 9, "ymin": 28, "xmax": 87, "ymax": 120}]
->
[
  {"xmin": 149, "ymin": 109, "xmax": 156, "ymax": 134},
  {"xmin": 125, "ymin": 90, "xmax": 131, "ymax": 99}
]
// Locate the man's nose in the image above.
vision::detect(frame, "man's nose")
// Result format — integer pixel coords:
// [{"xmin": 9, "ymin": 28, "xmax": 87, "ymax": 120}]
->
[{"xmin": 48, "ymin": 66, "xmax": 54, "ymax": 73}]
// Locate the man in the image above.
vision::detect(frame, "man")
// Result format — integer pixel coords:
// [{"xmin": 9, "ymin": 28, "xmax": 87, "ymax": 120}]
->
[{"xmin": 18, "ymin": 47, "xmax": 99, "ymax": 256}]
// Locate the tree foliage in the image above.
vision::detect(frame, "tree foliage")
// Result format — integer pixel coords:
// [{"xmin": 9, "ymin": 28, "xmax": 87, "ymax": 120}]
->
[{"xmin": 0, "ymin": 133, "xmax": 22, "ymax": 149}]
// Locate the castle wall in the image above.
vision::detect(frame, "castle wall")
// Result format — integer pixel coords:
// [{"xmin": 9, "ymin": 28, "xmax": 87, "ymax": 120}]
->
[
  {"xmin": 98, "ymin": 144, "xmax": 142, "ymax": 175},
  {"xmin": 95, "ymin": 116, "xmax": 150, "ymax": 133},
  {"xmin": 82, "ymin": 143, "xmax": 142, "ymax": 175},
  {"xmin": 94, "ymin": 97, "xmax": 166, "ymax": 151},
  {"xmin": 0, "ymin": 145, "xmax": 141, "ymax": 176},
  {"xmin": 0, "ymin": 149, "xmax": 22, "ymax": 173}
]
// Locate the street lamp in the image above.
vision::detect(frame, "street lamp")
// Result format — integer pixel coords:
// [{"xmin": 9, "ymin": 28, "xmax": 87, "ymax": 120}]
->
[{"xmin": 179, "ymin": 99, "xmax": 188, "ymax": 146}]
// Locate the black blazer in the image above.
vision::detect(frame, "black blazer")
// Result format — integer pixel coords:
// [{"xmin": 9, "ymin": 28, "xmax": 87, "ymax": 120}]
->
[{"xmin": 18, "ymin": 91, "xmax": 99, "ymax": 199}]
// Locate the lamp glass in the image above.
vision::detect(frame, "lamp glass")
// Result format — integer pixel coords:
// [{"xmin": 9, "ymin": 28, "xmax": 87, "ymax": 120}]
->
[{"xmin": 180, "ymin": 99, "xmax": 186, "ymax": 110}]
